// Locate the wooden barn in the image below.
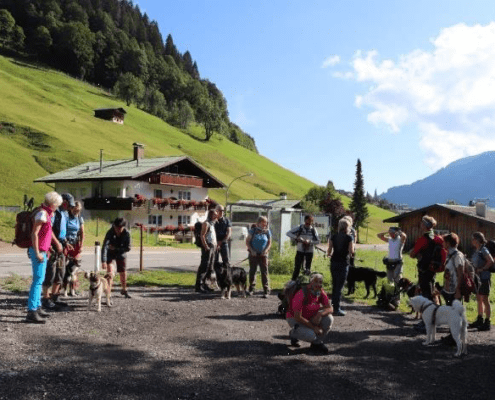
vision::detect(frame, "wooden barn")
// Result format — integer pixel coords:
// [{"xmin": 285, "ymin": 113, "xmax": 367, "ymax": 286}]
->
[
  {"xmin": 383, "ymin": 203, "xmax": 495, "ymax": 255},
  {"xmin": 94, "ymin": 107, "xmax": 126, "ymax": 124}
]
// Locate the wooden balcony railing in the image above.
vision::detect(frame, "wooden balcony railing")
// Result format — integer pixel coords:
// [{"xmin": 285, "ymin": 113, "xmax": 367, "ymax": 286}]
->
[{"xmin": 149, "ymin": 173, "xmax": 203, "ymax": 187}]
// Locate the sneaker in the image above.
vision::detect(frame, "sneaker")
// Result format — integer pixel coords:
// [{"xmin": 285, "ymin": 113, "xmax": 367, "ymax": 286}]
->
[
  {"xmin": 333, "ymin": 309, "xmax": 346, "ymax": 316},
  {"xmin": 309, "ymin": 343, "xmax": 329, "ymax": 355},
  {"xmin": 289, "ymin": 329, "xmax": 300, "ymax": 347},
  {"xmin": 478, "ymin": 319, "xmax": 491, "ymax": 331},
  {"xmin": 37, "ymin": 308, "xmax": 50, "ymax": 318},
  {"xmin": 246, "ymin": 287, "xmax": 254, "ymax": 296},
  {"xmin": 26, "ymin": 310, "xmax": 46, "ymax": 324},
  {"xmin": 469, "ymin": 316, "xmax": 484, "ymax": 329},
  {"xmin": 262, "ymin": 290, "xmax": 270, "ymax": 299}
]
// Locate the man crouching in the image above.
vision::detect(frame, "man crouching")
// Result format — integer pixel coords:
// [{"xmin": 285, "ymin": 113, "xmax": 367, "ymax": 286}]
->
[{"xmin": 286, "ymin": 273, "xmax": 334, "ymax": 354}]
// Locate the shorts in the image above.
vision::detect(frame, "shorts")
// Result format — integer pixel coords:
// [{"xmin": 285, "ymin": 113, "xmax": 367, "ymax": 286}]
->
[
  {"xmin": 106, "ymin": 254, "xmax": 126, "ymax": 273},
  {"xmin": 478, "ymin": 278, "xmax": 491, "ymax": 296},
  {"xmin": 43, "ymin": 251, "xmax": 65, "ymax": 287}
]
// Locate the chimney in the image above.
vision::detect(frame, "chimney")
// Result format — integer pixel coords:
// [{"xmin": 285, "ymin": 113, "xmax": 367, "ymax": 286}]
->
[
  {"xmin": 476, "ymin": 202, "xmax": 487, "ymax": 218},
  {"xmin": 133, "ymin": 142, "xmax": 145, "ymax": 165}
]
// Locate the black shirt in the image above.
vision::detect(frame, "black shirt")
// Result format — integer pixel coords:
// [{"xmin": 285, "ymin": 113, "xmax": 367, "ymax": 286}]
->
[
  {"xmin": 214, "ymin": 217, "xmax": 232, "ymax": 241},
  {"xmin": 330, "ymin": 232, "xmax": 352, "ymax": 263}
]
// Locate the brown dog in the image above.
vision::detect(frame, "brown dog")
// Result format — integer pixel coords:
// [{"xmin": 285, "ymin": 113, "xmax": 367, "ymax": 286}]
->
[
  {"xmin": 85, "ymin": 271, "xmax": 113, "ymax": 312},
  {"xmin": 398, "ymin": 278, "xmax": 442, "ymax": 319}
]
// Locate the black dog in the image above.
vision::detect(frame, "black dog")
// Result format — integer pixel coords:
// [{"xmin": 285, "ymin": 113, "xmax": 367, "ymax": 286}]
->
[
  {"xmin": 213, "ymin": 262, "xmax": 247, "ymax": 299},
  {"xmin": 346, "ymin": 266, "xmax": 387, "ymax": 298}
]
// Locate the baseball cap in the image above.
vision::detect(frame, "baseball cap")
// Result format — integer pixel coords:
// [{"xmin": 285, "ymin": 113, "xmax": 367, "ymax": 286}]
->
[{"xmin": 61, "ymin": 193, "xmax": 75, "ymax": 207}]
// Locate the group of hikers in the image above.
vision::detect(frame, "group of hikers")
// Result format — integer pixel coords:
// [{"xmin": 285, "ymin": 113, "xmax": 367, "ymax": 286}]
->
[
  {"xmin": 24, "ymin": 192, "xmax": 493, "ymax": 356},
  {"xmin": 25, "ymin": 191, "xmax": 131, "ymax": 324}
]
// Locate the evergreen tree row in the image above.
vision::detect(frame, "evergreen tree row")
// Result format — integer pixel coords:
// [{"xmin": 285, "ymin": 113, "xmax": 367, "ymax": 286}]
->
[{"xmin": 0, "ymin": 0, "xmax": 258, "ymax": 152}]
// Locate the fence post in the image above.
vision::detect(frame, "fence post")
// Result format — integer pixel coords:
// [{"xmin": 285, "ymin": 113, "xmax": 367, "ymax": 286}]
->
[
  {"xmin": 140, "ymin": 225, "xmax": 143, "ymax": 272},
  {"xmin": 94, "ymin": 241, "xmax": 101, "ymax": 272}
]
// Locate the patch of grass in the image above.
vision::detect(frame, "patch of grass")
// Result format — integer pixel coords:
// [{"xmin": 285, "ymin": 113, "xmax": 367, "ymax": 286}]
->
[{"xmin": 0, "ymin": 273, "xmax": 30, "ymax": 292}]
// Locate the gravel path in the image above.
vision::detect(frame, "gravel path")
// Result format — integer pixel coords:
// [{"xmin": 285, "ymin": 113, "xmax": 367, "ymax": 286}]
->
[{"xmin": 1, "ymin": 285, "xmax": 494, "ymax": 400}]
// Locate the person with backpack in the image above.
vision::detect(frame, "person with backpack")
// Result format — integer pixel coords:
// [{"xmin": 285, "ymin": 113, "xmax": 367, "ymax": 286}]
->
[
  {"xmin": 41, "ymin": 193, "xmax": 73, "ymax": 310},
  {"xmin": 469, "ymin": 232, "xmax": 494, "ymax": 331},
  {"xmin": 101, "ymin": 218, "xmax": 132, "ymax": 298},
  {"xmin": 286, "ymin": 215, "xmax": 320, "ymax": 280},
  {"xmin": 26, "ymin": 191, "xmax": 63, "ymax": 323},
  {"xmin": 194, "ymin": 209, "xmax": 218, "ymax": 293},
  {"xmin": 286, "ymin": 273, "xmax": 333, "ymax": 354},
  {"xmin": 409, "ymin": 215, "xmax": 446, "ymax": 332},
  {"xmin": 61, "ymin": 201, "xmax": 84, "ymax": 297},
  {"xmin": 327, "ymin": 217, "xmax": 355, "ymax": 316},
  {"xmin": 440, "ymin": 233, "xmax": 467, "ymax": 345},
  {"xmin": 214, "ymin": 205, "xmax": 232, "ymax": 265},
  {"xmin": 246, "ymin": 216, "xmax": 272, "ymax": 298}
]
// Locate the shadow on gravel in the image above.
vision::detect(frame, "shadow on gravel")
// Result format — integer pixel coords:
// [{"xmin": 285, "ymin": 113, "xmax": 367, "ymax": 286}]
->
[{"xmin": 207, "ymin": 311, "xmax": 280, "ymax": 322}]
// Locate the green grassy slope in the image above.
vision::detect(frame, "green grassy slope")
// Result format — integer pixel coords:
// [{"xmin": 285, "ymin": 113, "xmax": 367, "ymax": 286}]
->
[{"xmin": 0, "ymin": 55, "xmax": 395, "ymax": 244}]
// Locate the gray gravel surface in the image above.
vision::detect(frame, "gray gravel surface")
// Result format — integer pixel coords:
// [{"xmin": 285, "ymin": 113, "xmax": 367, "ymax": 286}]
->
[{"xmin": 1, "ymin": 286, "xmax": 494, "ymax": 400}]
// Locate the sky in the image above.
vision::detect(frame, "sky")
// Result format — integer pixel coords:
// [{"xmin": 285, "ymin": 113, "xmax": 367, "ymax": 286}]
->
[{"xmin": 135, "ymin": 0, "xmax": 495, "ymax": 195}]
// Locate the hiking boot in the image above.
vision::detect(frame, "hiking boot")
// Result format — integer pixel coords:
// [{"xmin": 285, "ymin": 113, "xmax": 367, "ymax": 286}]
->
[
  {"xmin": 26, "ymin": 310, "xmax": 46, "ymax": 324},
  {"xmin": 42, "ymin": 298, "xmax": 57, "ymax": 310},
  {"xmin": 122, "ymin": 291, "xmax": 132, "ymax": 299},
  {"xmin": 37, "ymin": 308, "xmax": 50, "ymax": 318},
  {"xmin": 289, "ymin": 329, "xmax": 300, "ymax": 347},
  {"xmin": 262, "ymin": 290, "xmax": 270, "ymax": 299},
  {"xmin": 478, "ymin": 319, "xmax": 491, "ymax": 331},
  {"xmin": 309, "ymin": 343, "xmax": 329, "ymax": 355},
  {"xmin": 469, "ymin": 316, "xmax": 483, "ymax": 329},
  {"xmin": 333, "ymin": 309, "xmax": 346, "ymax": 316},
  {"xmin": 246, "ymin": 287, "xmax": 254, "ymax": 296}
]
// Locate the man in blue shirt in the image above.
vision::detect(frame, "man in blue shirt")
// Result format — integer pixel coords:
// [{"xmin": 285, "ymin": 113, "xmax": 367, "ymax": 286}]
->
[
  {"xmin": 246, "ymin": 216, "xmax": 272, "ymax": 298},
  {"xmin": 42, "ymin": 193, "xmax": 73, "ymax": 310}
]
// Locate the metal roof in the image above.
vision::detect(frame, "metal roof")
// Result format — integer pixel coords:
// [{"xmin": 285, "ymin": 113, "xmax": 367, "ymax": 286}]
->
[
  {"xmin": 230, "ymin": 199, "xmax": 302, "ymax": 212},
  {"xmin": 34, "ymin": 156, "xmax": 226, "ymax": 188},
  {"xmin": 383, "ymin": 203, "xmax": 495, "ymax": 226}
]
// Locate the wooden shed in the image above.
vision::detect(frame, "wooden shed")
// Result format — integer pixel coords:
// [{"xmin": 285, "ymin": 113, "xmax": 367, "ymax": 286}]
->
[
  {"xmin": 94, "ymin": 108, "xmax": 126, "ymax": 124},
  {"xmin": 383, "ymin": 203, "xmax": 495, "ymax": 255}
]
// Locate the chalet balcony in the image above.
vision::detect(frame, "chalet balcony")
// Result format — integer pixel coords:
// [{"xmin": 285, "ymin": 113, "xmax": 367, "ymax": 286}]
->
[
  {"xmin": 149, "ymin": 173, "xmax": 203, "ymax": 187},
  {"xmin": 83, "ymin": 197, "xmax": 134, "ymax": 211}
]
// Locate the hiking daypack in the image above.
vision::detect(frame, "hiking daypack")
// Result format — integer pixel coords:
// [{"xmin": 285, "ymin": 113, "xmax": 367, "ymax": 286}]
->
[
  {"xmin": 277, "ymin": 275, "xmax": 310, "ymax": 317},
  {"xmin": 291, "ymin": 224, "xmax": 318, "ymax": 247},
  {"xmin": 460, "ymin": 257, "xmax": 476, "ymax": 302},
  {"xmin": 420, "ymin": 234, "xmax": 447, "ymax": 273},
  {"xmin": 13, "ymin": 207, "xmax": 41, "ymax": 248},
  {"xmin": 194, "ymin": 221, "xmax": 203, "ymax": 248},
  {"xmin": 485, "ymin": 240, "xmax": 495, "ymax": 272}
]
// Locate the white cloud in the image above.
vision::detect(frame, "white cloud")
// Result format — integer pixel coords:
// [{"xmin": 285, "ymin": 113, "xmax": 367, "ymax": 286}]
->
[
  {"xmin": 322, "ymin": 55, "xmax": 341, "ymax": 68},
  {"xmin": 335, "ymin": 22, "xmax": 495, "ymax": 169}
]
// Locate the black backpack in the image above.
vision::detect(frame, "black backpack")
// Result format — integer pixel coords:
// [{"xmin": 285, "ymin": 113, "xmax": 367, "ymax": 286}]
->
[
  {"xmin": 419, "ymin": 234, "xmax": 447, "ymax": 273},
  {"xmin": 194, "ymin": 221, "xmax": 203, "ymax": 248}
]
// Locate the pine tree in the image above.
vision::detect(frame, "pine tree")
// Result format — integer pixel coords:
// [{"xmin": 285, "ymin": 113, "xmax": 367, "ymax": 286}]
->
[{"xmin": 350, "ymin": 159, "xmax": 369, "ymax": 242}]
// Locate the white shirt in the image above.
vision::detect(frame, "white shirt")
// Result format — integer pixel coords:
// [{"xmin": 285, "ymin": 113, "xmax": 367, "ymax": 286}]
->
[{"xmin": 388, "ymin": 236, "xmax": 403, "ymax": 260}]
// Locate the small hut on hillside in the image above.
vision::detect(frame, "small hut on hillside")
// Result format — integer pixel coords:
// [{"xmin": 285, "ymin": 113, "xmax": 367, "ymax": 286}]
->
[
  {"xmin": 383, "ymin": 203, "xmax": 495, "ymax": 255},
  {"xmin": 94, "ymin": 108, "xmax": 126, "ymax": 124}
]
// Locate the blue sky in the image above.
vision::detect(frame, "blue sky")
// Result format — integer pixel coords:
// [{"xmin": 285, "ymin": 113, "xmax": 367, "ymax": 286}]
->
[{"xmin": 135, "ymin": 0, "xmax": 495, "ymax": 195}]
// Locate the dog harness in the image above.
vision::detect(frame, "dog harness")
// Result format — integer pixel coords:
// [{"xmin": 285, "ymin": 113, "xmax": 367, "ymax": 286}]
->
[
  {"xmin": 420, "ymin": 302, "xmax": 440, "ymax": 324},
  {"xmin": 90, "ymin": 282, "xmax": 101, "ymax": 295}
]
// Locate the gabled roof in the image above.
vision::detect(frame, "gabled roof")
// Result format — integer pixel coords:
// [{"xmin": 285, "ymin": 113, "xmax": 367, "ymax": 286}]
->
[
  {"xmin": 231, "ymin": 199, "xmax": 302, "ymax": 211},
  {"xmin": 94, "ymin": 107, "xmax": 127, "ymax": 114},
  {"xmin": 34, "ymin": 156, "xmax": 225, "ymax": 188},
  {"xmin": 383, "ymin": 203, "xmax": 495, "ymax": 226}
]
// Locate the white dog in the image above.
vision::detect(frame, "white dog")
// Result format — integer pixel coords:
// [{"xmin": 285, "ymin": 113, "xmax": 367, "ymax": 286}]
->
[{"xmin": 409, "ymin": 295, "xmax": 467, "ymax": 357}]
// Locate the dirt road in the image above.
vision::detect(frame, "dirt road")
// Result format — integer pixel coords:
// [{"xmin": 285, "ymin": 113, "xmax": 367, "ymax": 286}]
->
[{"xmin": 1, "ymin": 285, "xmax": 494, "ymax": 400}]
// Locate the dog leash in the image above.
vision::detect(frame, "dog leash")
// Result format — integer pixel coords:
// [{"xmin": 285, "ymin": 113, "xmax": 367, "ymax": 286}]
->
[{"xmin": 231, "ymin": 257, "xmax": 249, "ymax": 267}]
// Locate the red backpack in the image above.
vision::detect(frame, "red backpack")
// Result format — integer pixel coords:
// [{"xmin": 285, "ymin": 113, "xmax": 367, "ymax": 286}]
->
[{"xmin": 13, "ymin": 207, "xmax": 41, "ymax": 248}]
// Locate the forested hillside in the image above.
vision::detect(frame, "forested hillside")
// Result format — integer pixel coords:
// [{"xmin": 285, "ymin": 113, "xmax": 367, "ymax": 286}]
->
[{"xmin": 0, "ymin": 0, "xmax": 257, "ymax": 151}]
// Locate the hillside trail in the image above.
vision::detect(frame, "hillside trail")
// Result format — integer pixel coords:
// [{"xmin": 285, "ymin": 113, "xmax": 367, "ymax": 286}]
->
[{"xmin": 0, "ymin": 285, "xmax": 494, "ymax": 399}]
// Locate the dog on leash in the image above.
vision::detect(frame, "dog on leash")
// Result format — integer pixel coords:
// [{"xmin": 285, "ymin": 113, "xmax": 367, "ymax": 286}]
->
[
  {"xmin": 85, "ymin": 271, "xmax": 113, "ymax": 312},
  {"xmin": 213, "ymin": 262, "xmax": 247, "ymax": 299},
  {"xmin": 346, "ymin": 266, "xmax": 387, "ymax": 298},
  {"xmin": 398, "ymin": 278, "xmax": 443, "ymax": 318},
  {"xmin": 409, "ymin": 295, "xmax": 468, "ymax": 357}
]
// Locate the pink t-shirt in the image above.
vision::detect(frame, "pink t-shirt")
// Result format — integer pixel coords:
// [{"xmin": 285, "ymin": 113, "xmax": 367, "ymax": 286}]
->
[{"xmin": 286, "ymin": 287, "xmax": 329, "ymax": 320}]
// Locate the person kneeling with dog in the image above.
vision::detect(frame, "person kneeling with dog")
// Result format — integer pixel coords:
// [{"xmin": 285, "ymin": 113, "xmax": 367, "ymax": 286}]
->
[{"xmin": 286, "ymin": 274, "xmax": 334, "ymax": 354}]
